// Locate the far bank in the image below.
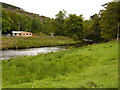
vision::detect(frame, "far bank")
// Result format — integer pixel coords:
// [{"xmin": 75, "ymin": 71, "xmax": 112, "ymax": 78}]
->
[{"xmin": 1, "ymin": 36, "xmax": 77, "ymax": 50}]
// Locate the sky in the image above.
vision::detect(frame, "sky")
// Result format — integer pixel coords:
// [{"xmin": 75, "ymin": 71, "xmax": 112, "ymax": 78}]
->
[{"xmin": 1, "ymin": 0, "xmax": 113, "ymax": 20}]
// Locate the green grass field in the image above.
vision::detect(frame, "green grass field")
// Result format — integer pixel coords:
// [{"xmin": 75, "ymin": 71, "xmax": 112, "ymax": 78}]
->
[
  {"xmin": 1, "ymin": 36, "xmax": 76, "ymax": 50},
  {"xmin": 2, "ymin": 40, "xmax": 118, "ymax": 88}
]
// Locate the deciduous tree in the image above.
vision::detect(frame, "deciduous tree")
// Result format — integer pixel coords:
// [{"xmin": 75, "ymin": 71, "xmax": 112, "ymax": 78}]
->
[
  {"xmin": 64, "ymin": 14, "xmax": 84, "ymax": 40},
  {"xmin": 100, "ymin": 2, "xmax": 120, "ymax": 40},
  {"xmin": 55, "ymin": 10, "xmax": 67, "ymax": 35}
]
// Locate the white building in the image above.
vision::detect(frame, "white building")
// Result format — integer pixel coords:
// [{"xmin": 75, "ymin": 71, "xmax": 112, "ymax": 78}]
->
[{"xmin": 12, "ymin": 31, "xmax": 32, "ymax": 37}]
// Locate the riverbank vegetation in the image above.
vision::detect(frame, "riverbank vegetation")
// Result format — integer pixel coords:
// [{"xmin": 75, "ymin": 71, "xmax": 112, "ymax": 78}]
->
[
  {"xmin": 2, "ymin": 36, "xmax": 76, "ymax": 50},
  {"xmin": 2, "ymin": 40, "xmax": 118, "ymax": 88},
  {"xmin": 1, "ymin": 2, "xmax": 120, "ymax": 41}
]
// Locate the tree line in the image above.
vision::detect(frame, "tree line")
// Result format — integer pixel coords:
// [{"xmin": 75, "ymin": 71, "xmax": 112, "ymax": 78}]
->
[
  {"xmin": 1, "ymin": 1, "xmax": 120, "ymax": 42},
  {"xmin": 84, "ymin": 2, "xmax": 120, "ymax": 41}
]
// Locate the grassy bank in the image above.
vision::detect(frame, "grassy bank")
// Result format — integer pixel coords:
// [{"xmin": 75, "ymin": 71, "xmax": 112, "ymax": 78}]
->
[
  {"xmin": 1, "ymin": 36, "xmax": 76, "ymax": 50},
  {"xmin": 2, "ymin": 40, "xmax": 118, "ymax": 88}
]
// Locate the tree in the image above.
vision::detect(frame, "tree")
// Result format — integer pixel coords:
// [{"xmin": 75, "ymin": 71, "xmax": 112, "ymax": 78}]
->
[
  {"xmin": 83, "ymin": 19, "xmax": 93, "ymax": 35},
  {"xmin": 19, "ymin": 15, "xmax": 32, "ymax": 31},
  {"xmin": 55, "ymin": 10, "xmax": 67, "ymax": 35},
  {"xmin": 2, "ymin": 9, "xmax": 13, "ymax": 34},
  {"xmin": 90, "ymin": 14, "xmax": 101, "ymax": 34},
  {"xmin": 9, "ymin": 12, "xmax": 20, "ymax": 31},
  {"xmin": 99, "ymin": 2, "xmax": 120, "ymax": 40},
  {"xmin": 43, "ymin": 18, "xmax": 57, "ymax": 35},
  {"xmin": 2, "ymin": 18, "xmax": 13, "ymax": 34},
  {"xmin": 31, "ymin": 18, "xmax": 43, "ymax": 33},
  {"xmin": 64, "ymin": 14, "xmax": 84, "ymax": 40},
  {"xmin": 55, "ymin": 9, "xmax": 67, "ymax": 22}
]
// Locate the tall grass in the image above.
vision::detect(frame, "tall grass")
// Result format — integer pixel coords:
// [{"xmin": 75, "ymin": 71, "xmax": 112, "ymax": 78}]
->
[
  {"xmin": 2, "ymin": 40, "xmax": 118, "ymax": 88},
  {"xmin": 2, "ymin": 36, "xmax": 76, "ymax": 50}
]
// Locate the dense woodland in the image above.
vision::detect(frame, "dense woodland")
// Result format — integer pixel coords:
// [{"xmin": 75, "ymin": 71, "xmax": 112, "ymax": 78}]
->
[{"xmin": 0, "ymin": 1, "xmax": 120, "ymax": 41}]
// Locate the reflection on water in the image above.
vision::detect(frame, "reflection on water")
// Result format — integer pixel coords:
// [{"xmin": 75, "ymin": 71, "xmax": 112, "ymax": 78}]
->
[{"xmin": 0, "ymin": 47, "xmax": 65, "ymax": 60}]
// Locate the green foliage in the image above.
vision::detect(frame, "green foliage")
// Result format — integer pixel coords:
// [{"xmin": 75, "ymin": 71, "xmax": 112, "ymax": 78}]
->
[
  {"xmin": 42, "ymin": 18, "xmax": 57, "ymax": 35},
  {"xmin": 42, "ymin": 10, "xmax": 67, "ymax": 36},
  {"xmin": 2, "ymin": 8, "xmax": 44, "ymax": 34},
  {"xmin": 2, "ymin": 9, "xmax": 12, "ymax": 33},
  {"xmin": 31, "ymin": 18, "xmax": 43, "ymax": 33},
  {"xmin": 64, "ymin": 14, "xmax": 84, "ymax": 40},
  {"xmin": 83, "ymin": 14, "xmax": 102, "ymax": 42},
  {"xmin": 55, "ymin": 10, "xmax": 67, "ymax": 21},
  {"xmin": 99, "ymin": 2, "xmax": 120, "ymax": 40},
  {"xmin": 90, "ymin": 14, "xmax": 101, "ymax": 34},
  {"xmin": 9, "ymin": 12, "xmax": 20, "ymax": 30},
  {"xmin": 2, "ymin": 2, "xmax": 120, "ymax": 41},
  {"xmin": 19, "ymin": 15, "xmax": 32, "ymax": 32},
  {"xmin": 2, "ymin": 40, "xmax": 118, "ymax": 88},
  {"xmin": 83, "ymin": 20, "xmax": 93, "ymax": 34},
  {"xmin": 2, "ymin": 18, "xmax": 13, "ymax": 34},
  {"xmin": 55, "ymin": 10, "xmax": 67, "ymax": 35},
  {"xmin": 83, "ymin": 2, "xmax": 120, "ymax": 41}
]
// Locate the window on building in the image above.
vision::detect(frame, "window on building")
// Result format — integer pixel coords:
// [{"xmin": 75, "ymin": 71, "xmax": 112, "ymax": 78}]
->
[{"xmin": 22, "ymin": 33, "xmax": 25, "ymax": 35}]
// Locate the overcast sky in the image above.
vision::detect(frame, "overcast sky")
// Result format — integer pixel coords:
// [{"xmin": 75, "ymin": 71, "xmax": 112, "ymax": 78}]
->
[{"xmin": 1, "ymin": 0, "xmax": 113, "ymax": 20}]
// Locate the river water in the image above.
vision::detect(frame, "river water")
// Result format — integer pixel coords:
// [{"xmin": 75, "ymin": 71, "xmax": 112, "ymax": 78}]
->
[{"xmin": 0, "ymin": 47, "xmax": 66, "ymax": 60}]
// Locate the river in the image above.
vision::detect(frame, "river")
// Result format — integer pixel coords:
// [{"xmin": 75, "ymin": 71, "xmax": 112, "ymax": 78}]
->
[{"xmin": 0, "ymin": 47, "xmax": 66, "ymax": 60}]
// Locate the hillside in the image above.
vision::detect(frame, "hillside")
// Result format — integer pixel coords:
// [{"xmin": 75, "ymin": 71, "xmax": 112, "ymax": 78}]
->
[
  {"xmin": 1, "ymin": 2, "xmax": 53, "ymax": 35},
  {"xmin": 1, "ymin": 2, "xmax": 49, "ymax": 22},
  {"xmin": 2, "ymin": 40, "xmax": 118, "ymax": 88}
]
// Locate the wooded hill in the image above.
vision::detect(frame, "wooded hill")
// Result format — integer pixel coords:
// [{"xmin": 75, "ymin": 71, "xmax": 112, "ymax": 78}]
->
[
  {"xmin": 1, "ymin": 2, "xmax": 48, "ymax": 21},
  {"xmin": 1, "ymin": 1, "xmax": 120, "ymax": 41},
  {"xmin": 1, "ymin": 2, "xmax": 52, "ymax": 36}
]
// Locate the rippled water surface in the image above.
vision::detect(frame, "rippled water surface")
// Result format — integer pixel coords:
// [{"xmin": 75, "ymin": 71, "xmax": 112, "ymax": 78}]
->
[{"xmin": 0, "ymin": 47, "xmax": 65, "ymax": 60}]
